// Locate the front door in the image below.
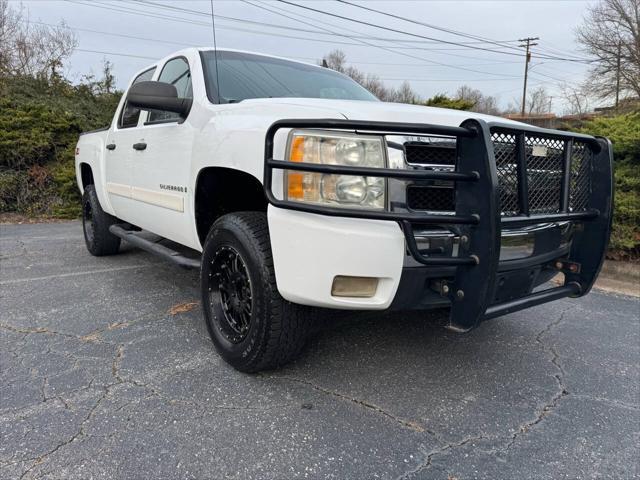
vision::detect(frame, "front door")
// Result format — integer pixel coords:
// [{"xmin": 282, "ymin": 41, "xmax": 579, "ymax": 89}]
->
[{"xmin": 127, "ymin": 57, "xmax": 195, "ymax": 248}]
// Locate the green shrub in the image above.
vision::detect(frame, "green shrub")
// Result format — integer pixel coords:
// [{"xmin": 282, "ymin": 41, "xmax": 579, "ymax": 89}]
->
[
  {"xmin": 0, "ymin": 75, "xmax": 120, "ymax": 217},
  {"xmin": 0, "ymin": 97, "xmax": 78, "ymax": 169},
  {"xmin": 579, "ymin": 113, "xmax": 640, "ymax": 258},
  {"xmin": 579, "ymin": 112, "xmax": 640, "ymax": 164},
  {"xmin": 610, "ymin": 162, "xmax": 640, "ymax": 255},
  {"xmin": 50, "ymin": 151, "xmax": 82, "ymax": 218},
  {"xmin": 423, "ymin": 94, "xmax": 474, "ymax": 111},
  {"xmin": 0, "ymin": 169, "xmax": 25, "ymax": 212},
  {"xmin": 0, "ymin": 165, "xmax": 55, "ymax": 215}
]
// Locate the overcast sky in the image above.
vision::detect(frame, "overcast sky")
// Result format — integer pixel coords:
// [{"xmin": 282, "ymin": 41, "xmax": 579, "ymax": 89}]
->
[{"xmin": 18, "ymin": 0, "xmax": 596, "ymax": 112}]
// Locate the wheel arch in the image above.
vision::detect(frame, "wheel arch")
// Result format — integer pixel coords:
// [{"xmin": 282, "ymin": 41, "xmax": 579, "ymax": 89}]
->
[
  {"xmin": 194, "ymin": 167, "xmax": 268, "ymax": 247},
  {"xmin": 79, "ymin": 162, "xmax": 95, "ymax": 190}
]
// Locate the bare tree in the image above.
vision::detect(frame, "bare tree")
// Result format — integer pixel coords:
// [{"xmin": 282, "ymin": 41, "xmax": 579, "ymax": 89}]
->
[
  {"xmin": 391, "ymin": 81, "xmax": 419, "ymax": 104},
  {"xmin": 0, "ymin": 0, "xmax": 76, "ymax": 78},
  {"xmin": 455, "ymin": 85, "xmax": 500, "ymax": 114},
  {"xmin": 361, "ymin": 74, "xmax": 388, "ymax": 100},
  {"xmin": 560, "ymin": 83, "xmax": 592, "ymax": 115},
  {"xmin": 507, "ymin": 86, "xmax": 552, "ymax": 115},
  {"xmin": 320, "ymin": 49, "xmax": 421, "ymax": 103},
  {"xmin": 529, "ymin": 87, "xmax": 552, "ymax": 114},
  {"xmin": 80, "ymin": 59, "xmax": 117, "ymax": 95},
  {"xmin": 321, "ymin": 50, "xmax": 347, "ymax": 74},
  {"xmin": 576, "ymin": 0, "xmax": 640, "ymax": 103}
]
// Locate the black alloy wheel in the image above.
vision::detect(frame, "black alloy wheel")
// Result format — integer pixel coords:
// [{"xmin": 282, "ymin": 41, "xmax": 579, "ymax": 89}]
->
[
  {"xmin": 82, "ymin": 199, "xmax": 95, "ymax": 245},
  {"xmin": 208, "ymin": 245, "xmax": 253, "ymax": 344}
]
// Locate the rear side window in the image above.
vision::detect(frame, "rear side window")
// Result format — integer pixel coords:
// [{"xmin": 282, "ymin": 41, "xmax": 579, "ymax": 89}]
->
[
  {"xmin": 119, "ymin": 67, "xmax": 156, "ymax": 129},
  {"xmin": 148, "ymin": 57, "xmax": 192, "ymax": 123}
]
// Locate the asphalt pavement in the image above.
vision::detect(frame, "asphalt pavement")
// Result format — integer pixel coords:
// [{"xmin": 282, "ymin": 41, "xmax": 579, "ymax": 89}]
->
[{"xmin": 1, "ymin": 221, "xmax": 638, "ymax": 479}]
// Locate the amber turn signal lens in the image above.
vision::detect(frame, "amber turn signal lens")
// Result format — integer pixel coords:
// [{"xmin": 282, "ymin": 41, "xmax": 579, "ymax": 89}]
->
[
  {"xmin": 287, "ymin": 172, "xmax": 304, "ymax": 200},
  {"xmin": 287, "ymin": 137, "xmax": 306, "ymax": 199},
  {"xmin": 290, "ymin": 136, "xmax": 305, "ymax": 162},
  {"xmin": 331, "ymin": 276, "xmax": 378, "ymax": 298}
]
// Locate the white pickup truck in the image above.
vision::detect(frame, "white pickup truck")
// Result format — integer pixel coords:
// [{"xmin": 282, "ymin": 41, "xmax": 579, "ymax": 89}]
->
[{"xmin": 76, "ymin": 48, "xmax": 613, "ymax": 372}]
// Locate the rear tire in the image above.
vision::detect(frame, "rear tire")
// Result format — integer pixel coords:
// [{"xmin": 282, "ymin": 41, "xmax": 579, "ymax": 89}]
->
[
  {"xmin": 200, "ymin": 212, "xmax": 312, "ymax": 372},
  {"xmin": 82, "ymin": 185, "xmax": 121, "ymax": 256}
]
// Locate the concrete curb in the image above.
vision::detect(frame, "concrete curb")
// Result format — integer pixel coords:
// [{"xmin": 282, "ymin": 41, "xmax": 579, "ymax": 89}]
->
[{"xmin": 595, "ymin": 260, "xmax": 640, "ymax": 297}]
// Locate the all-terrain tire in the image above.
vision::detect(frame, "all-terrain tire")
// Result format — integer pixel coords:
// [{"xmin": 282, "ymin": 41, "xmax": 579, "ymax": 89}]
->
[
  {"xmin": 82, "ymin": 185, "xmax": 121, "ymax": 256},
  {"xmin": 201, "ymin": 212, "xmax": 312, "ymax": 372}
]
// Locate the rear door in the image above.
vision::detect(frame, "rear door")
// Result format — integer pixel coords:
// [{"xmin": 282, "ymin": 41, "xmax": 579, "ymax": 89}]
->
[
  {"xmin": 104, "ymin": 67, "xmax": 156, "ymax": 220},
  {"xmin": 127, "ymin": 56, "xmax": 196, "ymax": 247}
]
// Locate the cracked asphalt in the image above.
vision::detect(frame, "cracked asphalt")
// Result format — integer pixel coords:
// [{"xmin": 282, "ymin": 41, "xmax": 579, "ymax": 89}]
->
[{"xmin": 1, "ymin": 221, "xmax": 639, "ymax": 480}]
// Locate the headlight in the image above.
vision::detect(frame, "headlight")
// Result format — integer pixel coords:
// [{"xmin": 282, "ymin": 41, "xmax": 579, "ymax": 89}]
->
[{"xmin": 285, "ymin": 131, "xmax": 386, "ymax": 210}]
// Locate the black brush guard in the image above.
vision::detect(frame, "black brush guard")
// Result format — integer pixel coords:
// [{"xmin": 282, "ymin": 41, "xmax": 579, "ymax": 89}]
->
[{"xmin": 263, "ymin": 118, "xmax": 613, "ymax": 332}]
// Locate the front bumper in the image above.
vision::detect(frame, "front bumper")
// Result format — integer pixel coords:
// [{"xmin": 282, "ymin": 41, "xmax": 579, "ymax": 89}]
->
[
  {"xmin": 264, "ymin": 118, "xmax": 613, "ymax": 331},
  {"xmin": 268, "ymin": 206, "xmax": 405, "ymax": 309}
]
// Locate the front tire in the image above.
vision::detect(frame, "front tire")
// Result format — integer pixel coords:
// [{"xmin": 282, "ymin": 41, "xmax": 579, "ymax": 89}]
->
[
  {"xmin": 82, "ymin": 185, "xmax": 121, "ymax": 256},
  {"xmin": 200, "ymin": 212, "xmax": 312, "ymax": 372}
]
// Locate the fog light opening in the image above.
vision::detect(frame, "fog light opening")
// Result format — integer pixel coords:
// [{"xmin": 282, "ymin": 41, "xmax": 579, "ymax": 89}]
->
[{"xmin": 331, "ymin": 276, "xmax": 378, "ymax": 298}]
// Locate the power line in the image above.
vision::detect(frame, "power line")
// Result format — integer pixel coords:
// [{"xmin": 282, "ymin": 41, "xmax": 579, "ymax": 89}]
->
[
  {"xmin": 340, "ymin": 59, "xmax": 522, "ymax": 67},
  {"xmin": 60, "ymin": 1, "xmax": 383, "ymax": 48},
  {"xmin": 29, "ymin": 20, "xmax": 192, "ymax": 47},
  {"xmin": 276, "ymin": 0, "xmax": 529, "ymax": 58},
  {"xmin": 27, "ymin": 19, "xmax": 521, "ymax": 72},
  {"xmin": 122, "ymin": 0, "xmax": 523, "ymax": 60},
  {"xmin": 121, "ymin": 0, "xmax": 519, "ymax": 49},
  {"xmin": 64, "ymin": 0, "xmax": 523, "ymax": 54},
  {"xmin": 243, "ymin": 0, "xmax": 520, "ymax": 78},
  {"xmin": 378, "ymin": 77, "xmax": 521, "ymax": 82},
  {"xmin": 252, "ymin": 0, "xmax": 523, "ymax": 65},
  {"xmin": 278, "ymin": 0, "xmax": 595, "ymax": 63},
  {"xmin": 76, "ymin": 48, "xmax": 158, "ymax": 60},
  {"xmin": 532, "ymin": 44, "xmax": 591, "ymax": 62},
  {"xmin": 335, "ymin": 0, "xmax": 524, "ymax": 53},
  {"xmin": 529, "ymin": 70, "xmax": 583, "ymax": 86},
  {"xmin": 336, "ymin": 0, "xmax": 593, "ymax": 65}
]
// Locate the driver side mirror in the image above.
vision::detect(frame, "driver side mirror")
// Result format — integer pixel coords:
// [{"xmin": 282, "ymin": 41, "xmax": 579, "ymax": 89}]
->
[{"xmin": 126, "ymin": 81, "xmax": 192, "ymax": 117}]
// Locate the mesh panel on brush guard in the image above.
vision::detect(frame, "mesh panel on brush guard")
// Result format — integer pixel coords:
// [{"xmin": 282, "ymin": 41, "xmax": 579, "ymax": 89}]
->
[
  {"xmin": 492, "ymin": 132, "xmax": 520, "ymax": 216},
  {"xmin": 569, "ymin": 141, "xmax": 592, "ymax": 211},
  {"xmin": 489, "ymin": 132, "xmax": 593, "ymax": 216},
  {"xmin": 404, "ymin": 142, "xmax": 457, "ymax": 165},
  {"xmin": 406, "ymin": 185, "xmax": 455, "ymax": 211},
  {"xmin": 403, "ymin": 132, "xmax": 593, "ymax": 215}
]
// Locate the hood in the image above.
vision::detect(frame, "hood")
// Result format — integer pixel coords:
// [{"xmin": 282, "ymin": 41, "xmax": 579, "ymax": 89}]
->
[{"xmin": 240, "ymin": 97, "xmax": 525, "ymax": 129}]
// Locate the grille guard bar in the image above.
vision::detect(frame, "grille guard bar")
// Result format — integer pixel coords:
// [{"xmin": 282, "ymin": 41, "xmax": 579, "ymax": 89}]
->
[{"xmin": 263, "ymin": 118, "xmax": 613, "ymax": 331}]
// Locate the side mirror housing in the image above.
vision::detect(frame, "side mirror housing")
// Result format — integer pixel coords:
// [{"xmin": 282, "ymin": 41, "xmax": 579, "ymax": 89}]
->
[{"xmin": 126, "ymin": 81, "xmax": 192, "ymax": 117}]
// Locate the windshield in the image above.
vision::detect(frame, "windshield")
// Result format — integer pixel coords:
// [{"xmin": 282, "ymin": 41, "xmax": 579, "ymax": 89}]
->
[{"xmin": 200, "ymin": 51, "xmax": 378, "ymax": 103}]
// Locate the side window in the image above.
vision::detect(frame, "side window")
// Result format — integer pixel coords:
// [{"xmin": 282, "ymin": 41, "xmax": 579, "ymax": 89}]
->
[
  {"xmin": 118, "ymin": 67, "xmax": 156, "ymax": 129},
  {"xmin": 148, "ymin": 57, "xmax": 192, "ymax": 123}
]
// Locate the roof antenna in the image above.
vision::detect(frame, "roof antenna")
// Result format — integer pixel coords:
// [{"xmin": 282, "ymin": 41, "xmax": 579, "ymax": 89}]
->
[{"xmin": 209, "ymin": 0, "xmax": 221, "ymax": 103}]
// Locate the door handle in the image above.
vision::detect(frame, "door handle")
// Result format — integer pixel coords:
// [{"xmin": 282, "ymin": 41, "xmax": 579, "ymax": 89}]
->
[
  {"xmin": 106, "ymin": 143, "xmax": 116, "ymax": 151},
  {"xmin": 132, "ymin": 142, "xmax": 147, "ymax": 151}
]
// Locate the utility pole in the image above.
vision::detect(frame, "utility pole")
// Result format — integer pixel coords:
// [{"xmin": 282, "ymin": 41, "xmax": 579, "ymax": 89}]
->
[
  {"xmin": 615, "ymin": 41, "xmax": 621, "ymax": 110},
  {"xmin": 519, "ymin": 37, "xmax": 539, "ymax": 116}
]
